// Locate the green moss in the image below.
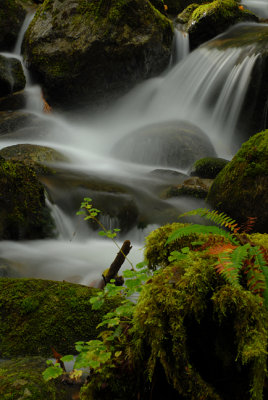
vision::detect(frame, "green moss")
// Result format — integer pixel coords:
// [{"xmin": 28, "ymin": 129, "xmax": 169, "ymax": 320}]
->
[
  {"xmin": 130, "ymin": 253, "xmax": 268, "ymax": 399},
  {"xmin": 0, "ymin": 357, "xmax": 67, "ymax": 400},
  {"xmin": 0, "ymin": 278, "xmax": 122, "ymax": 358},
  {"xmin": 190, "ymin": 157, "xmax": 229, "ymax": 179},
  {"xmin": 207, "ymin": 130, "xmax": 268, "ymax": 233}
]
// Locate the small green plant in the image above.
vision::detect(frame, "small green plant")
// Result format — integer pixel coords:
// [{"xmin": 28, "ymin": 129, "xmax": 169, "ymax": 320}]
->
[{"xmin": 43, "ymin": 198, "xmax": 152, "ymax": 382}]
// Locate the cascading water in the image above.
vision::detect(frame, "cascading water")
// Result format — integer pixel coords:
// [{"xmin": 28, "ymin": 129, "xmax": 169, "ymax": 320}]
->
[
  {"xmin": 0, "ymin": 12, "xmax": 267, "ymax": 284},
  {"xmin": 242, "ymin": 0, "xmax": 268, "ymax": 18}
]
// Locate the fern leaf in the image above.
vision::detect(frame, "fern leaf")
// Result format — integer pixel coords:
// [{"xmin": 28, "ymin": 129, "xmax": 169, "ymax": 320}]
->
[
  {"xmin": 215, "ymin": 251, "xmax": 242, "ymax": 289},
  {"xmin": 208, "ymin": 243, "xmax": 237, "ymax": 255},
  {"xmin": 246, "ymin": 247, "xmax": 268, "ymax": 302},
  {"xmin": 178, "ymin": 208, "xmax": 240, "ymax": 233},
  {"xmin": 165, "ymin": 224, "xmax": 239, "ymax": 246}
]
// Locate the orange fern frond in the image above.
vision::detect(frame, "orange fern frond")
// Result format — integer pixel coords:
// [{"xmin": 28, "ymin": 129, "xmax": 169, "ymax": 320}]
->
[
  {"xmin": 208, "ymin": 243, "xmax": 237, "ymax": 255},
  {"xmin": 240, "ymin": 216, "xmax": 257, "ymax": 233}
]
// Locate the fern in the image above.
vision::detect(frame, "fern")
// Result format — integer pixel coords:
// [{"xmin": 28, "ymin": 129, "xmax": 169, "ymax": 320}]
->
[
  {"xmin": 245, "ymin": 247, "xmax": 267, "ymax": 299},
  {"xmin": 178, "ymin": 208, "xmax": 240, "ymax": 233},
  {"xmin": 165, "ymin": 224, "xmax": 239, "ymax": 246}
]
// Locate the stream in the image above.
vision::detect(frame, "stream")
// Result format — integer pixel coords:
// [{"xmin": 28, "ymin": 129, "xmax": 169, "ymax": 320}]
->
[{"xmin": 0, "ymin": 2, "xmax": 267, "ymax": 285}]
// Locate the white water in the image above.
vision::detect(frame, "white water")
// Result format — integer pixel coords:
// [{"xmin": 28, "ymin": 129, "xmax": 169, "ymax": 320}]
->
[
  {"xmin": 0, "ymin": 16, "xmax": 267, "ymax": 284},
  {"xmin": 242, "ymin": 0, "xmax": 268, "ymax": 18}
]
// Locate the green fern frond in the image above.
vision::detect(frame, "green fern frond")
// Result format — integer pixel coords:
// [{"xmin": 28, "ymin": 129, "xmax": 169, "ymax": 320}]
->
[
  {"xmin": 165, "ymin": 224, "xmax": 239, "ymax": 246},
  {"xmin": 215, "ymin": 251, "xmax": 242, "ymax": 289},
  {"xmin": 246, "ymin": 247, "xmax": 268, "ymax": 303},
  {"xmin": 178, "ymin": 208, "xmax": 239, "ymax": 233}
]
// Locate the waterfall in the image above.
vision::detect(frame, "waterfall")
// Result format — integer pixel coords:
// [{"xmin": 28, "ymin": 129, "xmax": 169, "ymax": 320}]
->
[
  {"xmin": 0, "ymin": 14, "xmax": 267, "ymax": 283},
  {"xmin": 13, "ymin": 13, "xmax": 35, "ymax": 55}
]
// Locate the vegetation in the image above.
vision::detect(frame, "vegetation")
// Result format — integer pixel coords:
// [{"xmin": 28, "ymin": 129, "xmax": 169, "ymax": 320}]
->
[{"xmin": 42, "ymin": 201, "xmax": 268, "ymax": 400}]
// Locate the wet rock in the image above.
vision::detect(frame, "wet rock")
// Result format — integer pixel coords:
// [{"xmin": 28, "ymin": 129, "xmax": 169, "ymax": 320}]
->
[
  {"xmin": 22, "ymin": 0, "xmax": 173, "ymax": 109},
  {"xmin": 166, "ymin": 0, "xmax": 206, "ymax": 14},
  {"xmin": 207, "ymin": 130, "xmax": 268, "ymax": 233},
  {"xmin": 0, "ymin": 55, "xmax": 26, "ymax": 97},
  {"xmin": 111, "ymin": 120, "xmax": 216, "ymax": 170},
  {"xmin": 0, "ymin": 143, "xmax": 68, "ymax": 164},
  {"xmin": 0, "ymin": 158, "xmax": 55, "ymax": 240},
  {"xmin": 0, "ymin": 0, "xmax": 26, "ymax": 51},
  {"xmin": 0, "ymin": 90, "xmax": 27, "ymax": 111},
  {"xmin": 181, "ymin": 0, "xmax": 258, "ymax": 49},
  {"xmin": 189, "ymin": 157, "xmax": 229, "ymax": 179},
  {"xmin": 163, "ymin": 176, "xmax": 213, "ymax": 198}
]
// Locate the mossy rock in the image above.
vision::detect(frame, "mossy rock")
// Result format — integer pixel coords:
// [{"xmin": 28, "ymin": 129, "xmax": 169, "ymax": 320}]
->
[
  {"xmin": 0, "ymin": 143, "xmax": 68, "ymax": 164},
  {"xmin": 184, "ymin": 0, "xmax": 258, "ymax": 49},
  {"xmin": 207, "ymin": 130, "xmax": 268, "ymax": 233},
  {"xmin": 0, "ymin": 158, "xmax": 55, "ymax": 239},
  {"xmin": 0, "ymin": 357, "xmax": 67, "ymax": 400},
  {"xmin": 130, "ymin": 256, "xmax": 268, "ymax": 399},
  {"xmin": 0, "ymin": 90, "xmax": 27, "ymax": 111},
  {"xmin": 189, "ymin": 157, "xmax": 229, "ymax": 179},
  {"xmin": 0, "ymin": 55, "xmax": 26, "ymax": 97},
  {"xmin": 22, "ymin": 0, "xmax": 173, "ymax": 108},
  {"xmin": 0, "ymin": 278, "xmax": 122, "ymax": 358}
]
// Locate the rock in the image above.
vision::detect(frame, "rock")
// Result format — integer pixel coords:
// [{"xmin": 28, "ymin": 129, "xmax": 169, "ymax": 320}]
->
[
  {"xmin": 0, "ymin": 158, "xmax": 55, "ymax": 239},
  {"xmin": 111, "ymin": 120, "xmax": 216, "ymax": 170},
  {"xmin": 0, "ymin": 0, "xmax": 26, "ymax": 51},
  {"xmin": 182, "ymin": 0, "xmax": 258, "ymax": 49},
  {"xmin": 22, "ymin": 0, "xmax": 173, "ymax": 109},
  {"xmin": 163, "ymin": 176, "xmax": 213, "ymax": 198},
  {"xmin": 0, "ymin": 55, "xmax": 26, "ymax": 97},
  {"xmin": 0, "ymin": 143, "xmax": 68, "ymax": 164},
  {"xmin": 204, "ymin": 23, "xmax": 268, "ymax": 144},
  {"xmin": 0, "ymin": 91, "xmax": 27, "ymax": 111},
  {"xmin": 207, "ymin": 130, "xmax": 268, "ymax": 233},
  {"xmin": 0, "ymin": 357, "xmax": 67, "ymax": 400},
  {"xmin": 0, "ymin": 278, "xmax": 122, "ymax": 358},
  {"xmin": 189, "ymin": 157, "xmax": 229, "ymax": 178}
]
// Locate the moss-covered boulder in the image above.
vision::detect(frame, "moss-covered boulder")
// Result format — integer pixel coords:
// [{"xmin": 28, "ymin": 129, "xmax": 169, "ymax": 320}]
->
[
  {"xmin": 0, "ymin": 158, "xmax": 55, "ymax": 239},
  {"xmin": 0, "ymin": 357, "xmax": 68, "ymax": 400},
  {"xmin": 112, "ymin": 120, "xmax": 216, "ymax": 169},
  {"xmin": 0, "ymin": 143, "xmax": 68, "ymax": 164},
  {"xmin": 207, "ymin": 130, "xmax": 268, "ymax": 233},
  {"xmin": 189, "ymin": 157, "xmax": 229, "ymax": 178},
  {"xmin": 22, "ymin": 0, "xmax": 173, "ymax": 108},
  {"xmin": 0, "ymin": 55, "xmax": 26, "ymax": 97},
  {"xmin": 165, "ymin": 0, "xmax": 206, "ymax": 14},
  {"xmin": 0, "ymin": 0, "xmax": 26, "ymax": 51},
  {"xmin": 204, "ymin": 23, "xmax": 268, "ymax": 143},
  {"xmin": 182, "ymin": 0, "xmax": 258, "ymax": 49},
  {"xmin": 0, "ymin": 278, "xmax": 122, "ymax": 358}
]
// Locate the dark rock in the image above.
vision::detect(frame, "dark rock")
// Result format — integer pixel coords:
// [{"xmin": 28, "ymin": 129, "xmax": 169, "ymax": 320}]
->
[
  {"xmin": 0, "ymin": 90, "xmax": 27, "ymax": 111},
  {"xmin": 207, "ymin": 130, "xmax": 268, "ymax": 233},
  {"xmin": 0, "ymin": 55, "xmax": 26, "ymax": 97},
  {"xmin": 22, "ymin": 0, "xmax": 173, "ymax": 109},
  {"xmin": 111, "ymin": 120, "xmax": 216, "ymax": 170},
  {"xmin": 163, "ymin": 176, "xmax": 213, "ymax": 198},
  {"xmin": 0, "ymin": 0, "xmax": 26, "ymax": 51}
]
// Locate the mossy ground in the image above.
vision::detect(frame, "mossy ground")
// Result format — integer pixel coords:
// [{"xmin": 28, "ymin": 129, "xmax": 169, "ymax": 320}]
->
[{"xmin": 0, "ymin": 278, "xmax": 122, "ymax": 358}]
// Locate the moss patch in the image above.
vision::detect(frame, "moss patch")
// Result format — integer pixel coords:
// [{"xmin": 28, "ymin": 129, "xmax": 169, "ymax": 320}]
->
[{"xmin": 0, "ymin": 278, "xmax": 122, "ymax": 358}]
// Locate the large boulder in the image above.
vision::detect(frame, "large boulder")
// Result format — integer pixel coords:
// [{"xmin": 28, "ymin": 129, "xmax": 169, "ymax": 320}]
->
[
  {"xmin": 189, "ymin": 156, "xmax": 229, "ymax": 179},
  {"xmin": 111, "ymin": 120, "xmax": 216, "ymax": 169},
  {"xmin": 22, "ymin": 0, "xmax": 173, "ymax": 108},
  {"xmin": 0, "ymin": 55, "xmax": 26, "ymax": 97},
  {"xmin": 0, "ymin": 0, "xmax": 26, "ymax": 51},
  {"xmin": 0, "ymin": 158, "xmax": 55, "ymax": 239},
  {"xmin": 207, "ymin": 130, "xmax": 268, "ymax": 233},
  {"xmin": 180, "ymin": 0, "xmax": 258, "ymax": 49},
  {"xmin": 204, "ymin": 23, "xmax": 268, "ymax": 144},
  {"xmin": 0, "ymin": 278, "xmax": 121, "ymax": 358}
]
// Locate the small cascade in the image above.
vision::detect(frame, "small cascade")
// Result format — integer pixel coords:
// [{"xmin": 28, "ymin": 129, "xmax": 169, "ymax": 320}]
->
[
  {"xmin": 242, "ymin": 0, "xmax": 268, "ymax": 18},
  {"xmin": 13, "ymin": 13, "xmax": 35, "ymax": 55},
  {"xmin": 172, "ymin": 26, "xmax": 190, "ymax": 64},
  {"xmin": 46, "ymin": 198, "xmax": 77, "ymax": 240}
]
